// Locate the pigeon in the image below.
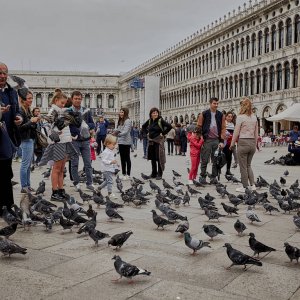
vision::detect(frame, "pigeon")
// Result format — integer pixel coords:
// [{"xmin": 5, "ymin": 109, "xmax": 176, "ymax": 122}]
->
[
  {"xmin": 264, "ymin": 157, "xmax": 275, "ymax": 164},
  {"xmin": 162, "ymin": 179, "xmax": 173, "ymax": 190},
  {"xmin": 263, "ymin": 203, "xmax": 280, "ymax": 214},
  {"xmin": 174, "ymin": 185, "xmax": 184, "ymax": 195},
  {"xmin": 246, "ymin": 206, "xmax": 261, "ymax": 223},
  {"xmin": 141, "ymin": 173, "xmax": 151, "ymax": 180},
  {"xmin": 172, "ymin": 177, "xmax": 184, "ymax": 186},
  {"xmin": 78, "ymin": 189, "xmax": 93, "ymax": 203},
  {"xmin": 92, "ymin": 191, "xmax": 106, "ymax": 207},
  {"xmin": 133, "ymin": 154, "xmax": 137, "ymax": 158},
  {"xmin": 88, "ymin": 228, "xmax": 110, "ymax": 246},
  {"xmin": 284, "ymin": 242, "xmax": 300, "ymax": 263},
  {"xmin": 86, "ymin": 204, "xmax": 96, "ymax": 218},
  {"xmin": 293, "ymin": 215, "xmax": 300, "ymax": 229},
  {"xmin": 204, "ymin": 193, "xmax": 215, "ymax": 202},
  {"xmin": 0, "ymin": 238, "xmax": 27, "ymax": 257},
  {"xmin": 192, "ymin": 180, "xmax": 204, "ymax": 188},
  {"xmin": 106, "ymin": 197, "xmax": 123, "ymax": 209},
  {"xmin": 248, "ymin": 233, "xmax": 276, "ymax": 257},
  {"xmin": 172, "ymin": 170, "xmax": 181, "ymax": 177},
  {"xmin": 35, "ymin": 180, "xmax": 46, "ymax": 195},
  {"xmin": 183, "ymin": 232, "xmax": 211, "ymax": 255},
  {"xmin": 186, "ymin": 185, "xmax": 201, "ymax": 196},
  {"xmin": 223, "ymin": 243, "xmax": 262, "ymax": 270},
  {"xmin": 59, "ymin": 216, "xmax": 76, "ymax": 231},
  {"xmin": 183, "ymin": 192, "xmax": 190, "ymax": 205},
  {"xmin": 166, "ymin": 210, "xmax": 187, "ymax": 222},
  {"xmin": 204, "ymin": 207, "xmax": 226, "ymax": 222},
  {"xmin": 284, "ymin": 170, "xmax": 289, "ymax": 176},
  {"xmin": 149, "ymin": 180, "xmax": 160, "ymax": 193},
  {"xmin": 203, "ymin": 224, "xmax": 224, "ymax": 240},
  {"xmin": 234, "ymin": 219, "xmax": 247, "ymax": 236},
  {"xmin": 42, "ymin": 168, "xmax": 51, "ymax": 179},
  {"xmin": 173, "ymin": 197, "xmax": 182, "ymax": 207},
  {"xmin": 43, "ymin": 216, "xmax": 54, "ymax": 231},
  {"xmin": 228, "ymin": 195, "xmax": 244, "ymax": 207},
  {"xmin": 112, "ymin": 255, "xmax": 151, "ymax": 282},
  {"xmin": 280, "ymin": 177, "xmax": 286, "ymax": 186},
  {"xmin": 2, "ymin": 206, "xmax": 22, "ymax": 225},
  {"xmin": 11, "ymin": 180, "xmax": 19, "ymax": 186},
  {"xmin": 0, "ymin": 223, "xmax": 18, "ymax": 239},
  {"xmin": 77, "ymin": 213, "xmax": 97, "ymax": 234},
  {"xmin": 132, "ymin": 177, "xmax": 144, "ymax": 185},
  {"xmin": 108, "ymin": 231, "xmax": 133, "ymax": 249},
  {"xmin": 221, "ymin": 202, "xmax": 239, "ymax": 216},
  {"xmin": 175, "ymin": 220, "xmax": 189, "ymax": 234},
  {"xmin": 290, "ymin": 179, "xmax": 299, "ymax": 190},
  {"xmin": 151, "ymin": 210, "xmax": 174, "ymax": 229},
  {"xmin": 69, "ymin": 209, "xmax": 89, "ymax": 225},
  {"xmin": 105, "ymin": 205, "xmax": 124, "ymax": 221}
]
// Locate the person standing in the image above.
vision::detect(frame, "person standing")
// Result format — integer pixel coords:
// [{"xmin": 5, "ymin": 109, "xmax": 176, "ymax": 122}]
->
[
  {"xmin": 69, "ymin": 91, "xmax": 95, "ymax": 191},
  {"xmin": 140, "ymin": 126, "xmax": 148, "ymax": 159},
  {"xmin": 131, "ymin": 126, "xmax": 139, "ymax": 150},
  {"xmin": 166, "ymin": 124, "xmax": 175, "ymax": 155},
  {"xmin": 95, "ymin": 115, "xmax": 109, "ymax": 155},
  {"xmin": 180, "ymin": 124, "xmax": 188, "ymax": 156},
  {"xmin": 32, "ymin": 107, "xmax": 45, "ymax": 166},
  {"xmin": 0, "ymin": 62, "xmax": 23, "ymax": 216},
  {"xmin": 230, "ymin": 98, "xmax": 258, "ymax": 193},
  {"xmin": 18, "ymin": 90, "xmax": 39, "ymax": 193},
  {"xmin": 289, "ymin": 125, "xmax": 300, "ymax": 142},
  {"xmin": 115, "ymin": 108, "xmax": 132, "ymax": 180},
  {"xmin": 223, "ymin": 112, "xmax": 235, "ymax": 176},
  {"xmin": 89, "ymin": 129, "xmax": 97, "ymax": 165},
  {"xmin": 174, "ymin": 124, "xmax": 182, "ymax": 155},
  {"xmin": 197, "ymin": 97, "xmax": 226, "ymax": 184},
  {"xmin": 142, "ymin": 107, "xmax": 172, "ymax": 180}
]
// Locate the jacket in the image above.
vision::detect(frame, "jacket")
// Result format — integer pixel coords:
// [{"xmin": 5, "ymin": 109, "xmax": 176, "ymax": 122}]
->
[
  {"xmin": 142, "ymin": 117, "xmax": 172, "ymax": 139},
  {"xmin": 18, "ymin": 108, "xmax": 37, "ymax": 141},
  {"xmin": 117, "ymin": 118, "xmax": 132, "ymax": 145},
  {"xmin": 197, "ymin": 109, "xmax": 226, "ymax": 143},
  {"xmin": 166, "ymin": 128, "xmax": 175, "ymax": 140},
  {"xmin": 100, "ymin": 147, "xmax": 117, "ymax": 172},
  {"xmin": 96, "ymin": 119, "xmax": 109, "ymax": 136},
  {"xmin": 187, "ymin": 132, "xmax": 204, "ymax": 156}
]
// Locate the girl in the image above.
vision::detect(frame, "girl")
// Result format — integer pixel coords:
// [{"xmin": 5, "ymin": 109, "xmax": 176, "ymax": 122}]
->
[
  {"xmin": 187, "ymin": 127, "xmax": 204, "ymax": 184},
  {"xmin": 18, "ymin": 90, "xmax": 39, "ymax": 193},
  {"xmin": 40, "ymin": 91, "xmax": 77, "ymax": 201},
  {"xmin": 223, "ymin": 112, "xmax": 235, "ymax": 175},
  {"xmin": 89, "ymin": 129, "xmax": 97, "ymax": 164},
  {"xmin": 115, "ymin": 108, "xmax": 132, "ymax": 180}
]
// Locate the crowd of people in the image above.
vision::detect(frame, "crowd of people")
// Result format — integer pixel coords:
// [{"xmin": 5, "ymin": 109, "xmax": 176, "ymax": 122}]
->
[{"xmin": 1, "ymin": 60, "xmax": 300, "ymax": 218}]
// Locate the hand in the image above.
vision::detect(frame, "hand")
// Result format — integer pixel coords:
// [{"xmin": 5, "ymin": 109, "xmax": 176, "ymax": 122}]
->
[
  {"xmin": 218, "ymin": 142, "xmax": 224, "ymax": 149},
  {"xmin": 1, "ymin": 105, "xmax": 10, "ymax": 114},
  {"xmin": 14, "ymin": 115, "xmax": 23, "ymax": 126},
  {"xmin": 111, "ymin": 160, "xmax": 117, "ymax": 164},
  {"xmin": 30, "ymin": 117, "xmax": 40, "ymax": 123}
]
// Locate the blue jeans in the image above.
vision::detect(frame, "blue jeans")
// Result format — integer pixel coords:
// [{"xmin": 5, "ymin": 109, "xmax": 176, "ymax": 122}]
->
[
  {"xmin": 143, "ymin": 138, "xmax": 148, "ymax": 157},
  {"xmin": 20, "ymin": 139, "xmax": 34, "ymax": 188},
  {"xmin": 71, "ymin": 140, "xmax": 93, "ymax": 186},
  {"xmin": 99, "ymin": 171, "xmax": 113, "ymax": 193}
]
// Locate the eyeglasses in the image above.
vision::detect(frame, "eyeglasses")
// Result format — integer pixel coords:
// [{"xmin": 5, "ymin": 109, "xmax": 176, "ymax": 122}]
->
[{"xmin": 0, "ymin": 71, "xmax": 8, "ymax": 75}]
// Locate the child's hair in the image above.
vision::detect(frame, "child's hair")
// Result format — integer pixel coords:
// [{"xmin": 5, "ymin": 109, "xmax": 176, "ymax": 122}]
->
[
  {"xmin": 104, "ymin": 134, "xmax": 117, "ymax": 146},
  {"xmin": 51, "ymin": 90, "xmax": 67, "ymax": 104},
  {"xmin": 193, "ymin": 126, "xmax": 202, "ymax": 137}
]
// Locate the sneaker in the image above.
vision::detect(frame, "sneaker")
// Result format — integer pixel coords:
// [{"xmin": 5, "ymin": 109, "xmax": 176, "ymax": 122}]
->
[
  {"xmin": 236, "ymin": 187, "xmax": 246, "ymax": 193},
  {"xmin": 188, "ymin": 180, "xmax": 193, "ymax": 185},
  {"xmin": 75, "ymin": 183, "xmax": 81, "ymax": 191},
  {"xmin": 232, "ymin": 163, "xmax": 238, "ymax": 168},
  {"xmin": 28, "ymin": 187, "xmax": 36, "ymax": 192},
  {"xmin": 51, "ymin": 190, "xmax": 64, "ymax": 202},
  {"xmin": 86, "ymin": 184, "xmax": 96, "ymax": 191},
  {"xmin": 250, "ymin": 185, "xmax": 256, "ymax": 191},
  {"xmin": 20, "ymin": 187, "xmax": 29, "ymax": 193},
  {"xmin": 120, "ymin": 175, "xmax": 127, "ymax": 180}
]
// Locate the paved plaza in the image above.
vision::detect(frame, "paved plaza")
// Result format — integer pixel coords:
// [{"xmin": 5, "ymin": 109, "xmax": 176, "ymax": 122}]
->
[{"xmin": 0, "ymin": 144, "xmax": 300, "ymax": 300}]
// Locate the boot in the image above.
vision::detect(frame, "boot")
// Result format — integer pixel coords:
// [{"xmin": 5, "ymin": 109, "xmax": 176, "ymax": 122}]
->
[
  {"xmin": 58, "ymin": 189, "xmax": 69, "ymax": 199},
  {"xmin": 51, "ymin": 190, "xmax": 64, "ymax": 202}
]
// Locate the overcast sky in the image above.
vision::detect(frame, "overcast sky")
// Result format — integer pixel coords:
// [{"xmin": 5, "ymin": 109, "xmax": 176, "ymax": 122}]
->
[{"xmin": 2, "ymin": 0, "xmax": 244, "ymax": 75}]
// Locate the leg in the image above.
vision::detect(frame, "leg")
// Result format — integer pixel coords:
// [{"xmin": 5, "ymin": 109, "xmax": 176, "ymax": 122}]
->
[
  {"xmin": 58, "ymin": 159, "xmax": 67, "ymax": 189},
  {"xmin": 151, "ymin": 159, "xmax": 158, "ymax": 177},
  {"xmin": 246, "ymin": 140, "xmax": 256, "ymax": 186},
  {"xmin": 200, "ymin": 140, "xmax": 211, "ymax": 178},
  {"xmin": 0, "ymin": 159, "xmax": 14, "ymax": 215},
  {"xmin": 171, "ymin": 140, "xmax": 174, "ymax": 154},
  {"xmin": 210, "ymin": 140, "xmax": 219, "ymax": 178},
  {"xmin": 99, "ymin": 172, "xmax": 108, "ymax": 190},
  {"xmin": 237, "ymin": 140, "xmax": 249, "ymax": 188},
  {"xmin": 123, "ymin": 145, "xmax": 131, "ymax": 176},
  {"xmin": 68, "ymin": 160, "xmax": 73, "ymax": 181},
  {"xmin": 20, "ymin": 140, "xmax": 34, "ymax": 188},
  {"xmin": 70, "ymin": 141, "xmax": 80, "ymax": 185},
  {"xmin": 51, "ymin": 161, "xmax": 61, "ymax": 190},
  {"xmin": 118, "ymin": 144, "xmax": 126, "ymax": 175},
  {"xmin": 96, "ymin": 136, "xmax": 101, "ymax": 155},
  {"xmin": 106, "ymin": 172, "xmax": 113, "ymax": 193},
  {"xmin": 81, "ymin": 141, "xmax": 93, "ymax": 186},
  {"xmin": 189, "ymin": 156, "xmax": 197, "ymax": 180},
  {"xmin": 167, "ymin": 139, "xmax": 171, "ymax": 154},
  {"xmin": 101, "ymin": 135, "xmax": 106, "ymax": 151}
]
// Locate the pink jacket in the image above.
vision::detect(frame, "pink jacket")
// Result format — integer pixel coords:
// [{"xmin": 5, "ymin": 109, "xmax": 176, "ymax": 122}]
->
[
  {"xmin": 90, "ymin": 137, "xmax": 97, "ymax": 161},
  {"xmin": 188, "ymin": 132, "xmax": 204, "ymax": 156}
]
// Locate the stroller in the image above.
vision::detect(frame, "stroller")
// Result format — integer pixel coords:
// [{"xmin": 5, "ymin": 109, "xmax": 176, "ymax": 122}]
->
[{"xmin": 213, "ymin": 148, "xmax": 227, "ymax": 181}]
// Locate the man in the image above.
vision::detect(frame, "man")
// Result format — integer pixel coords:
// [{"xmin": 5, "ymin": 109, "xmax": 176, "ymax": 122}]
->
[
  {"xmin": 289, "ymin": 125, "xmax": 300, "ymax": 142},
  {"xmin": 0, "ymin": 62, "xmax": 22, "ymax": 216},
  {"xmin": 287, "ymin": 140, "xmax": 300, "ymax": 165},
  {"xmin": 69, "ymin": 91, "xmax": 95, "ymax": 191},
  {"xmin": 95, "ymin": 115, "xmax": 109, "ymax": 155},
  {"xmin": 197, "ymin": 97, "xmax": 226, "ymax": 184},
  {"xmin": 131, "ymin": 126, "xmax": 139, "ymax": 150}
]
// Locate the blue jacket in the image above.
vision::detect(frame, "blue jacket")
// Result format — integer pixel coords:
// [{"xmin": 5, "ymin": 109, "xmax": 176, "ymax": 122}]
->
[
  {"xmin": 289, "ymin": 130, "xmax": 300, "ymax": 142},
  {"xmin": 68, "ymin": 106, "xmax": 95, "ymax": 141},
  {"xmin": 96, "ymin": 119, "xmax": 109, "ymax": 136}
]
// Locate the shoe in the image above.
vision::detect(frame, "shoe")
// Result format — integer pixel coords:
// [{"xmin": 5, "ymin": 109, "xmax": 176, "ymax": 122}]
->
[
  {"xmin": 232, "ymin": 163, "xmax": 238, "ymax": 168},
  {"xmin": 20, "ymin": 187, "xmax": 29, "ymax": 193},
  {"xmin": 75, "ymin": 183, "xmax": 81, "ymax": 191},
  {"xmin": 120, "ymin": 175, "xmax": 127, "ymax": 180},
  {"xmin": 86, "ymin": 184, "xmax": 96, "ymax": 191},
  {"xmin": 188, "ymin": 180, "xmax": 193, "ymax": 185},
  {"xmin": 109, "ymin": 193, "xmax": 118, "ymax": 199},
  {"xmin": 59, "ymin": 189, "xmax": 69, "ymax": 199},
  {"xmin": 156, "ymin": 176, "xmax": 162, "ymax": 180},
  {"xmin": 28, "ymin": 187, "xmax": 35, "ymax": 192},
  {"xmin": 235, "ymin": 187, "xmax": 246, "ymax": 193},
  {"xmin": 126, "ymin": 175, "xmax": 131, "ymax": 180},
  {"xmin": 51, "ymin": 190, "xmax": 64, "ymax": 202},
  {"xmin": 250, "ymin": 185, "xmax": 256, "ymax": 191},
  {"xmin": 226, "ymin": 171, "xmax": 233, "ymax": 176}
]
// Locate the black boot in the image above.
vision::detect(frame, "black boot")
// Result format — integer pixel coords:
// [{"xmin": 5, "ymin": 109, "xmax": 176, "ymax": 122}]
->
[
  {"xmin": 58, "ymin": 189, "xmax": 69, "ymax": 199},
  {"xmin": 51, "ymin": 190, "xmax": 64, "ymax": 202}
]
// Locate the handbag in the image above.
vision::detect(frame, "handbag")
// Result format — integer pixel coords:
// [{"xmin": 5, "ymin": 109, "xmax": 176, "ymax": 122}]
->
[
  {"xmin": 36, "ymin": 129, "xmax": 49, "ymax": 148},
  {"xmin": 0, "ymin": 121, "xmax": 16, "ymax": 160}
]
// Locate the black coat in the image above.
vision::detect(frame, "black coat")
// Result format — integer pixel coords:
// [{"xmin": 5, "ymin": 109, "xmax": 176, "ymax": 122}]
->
[
  {"xmin": 142, "ymin": 117, "xmax": 172, "ymax": 139},
  {"xmin": 18, "ymin": 108, "xmax": 37, "ymax": 141}
]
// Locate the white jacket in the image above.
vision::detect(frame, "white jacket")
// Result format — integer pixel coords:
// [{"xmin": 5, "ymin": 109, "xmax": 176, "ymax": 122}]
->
[{"xmin": 100, "ymin": 148, "xmax": 117, "ymax": 172}]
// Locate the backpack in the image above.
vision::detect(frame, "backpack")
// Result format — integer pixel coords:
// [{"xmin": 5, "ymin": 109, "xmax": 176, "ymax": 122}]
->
[{"xmin": 148, "ymin": 118, "xmax": 163, "ymax": 132}]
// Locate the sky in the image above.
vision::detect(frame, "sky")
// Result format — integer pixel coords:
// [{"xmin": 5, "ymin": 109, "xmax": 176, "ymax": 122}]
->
[{"xmin": 2, "ymin": 0, "xmax": 244, "ymax": 75}]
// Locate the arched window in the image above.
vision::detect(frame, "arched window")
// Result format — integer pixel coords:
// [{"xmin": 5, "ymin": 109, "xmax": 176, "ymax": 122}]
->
[
  {"xmin": 226, "ymin": 45, "xmax": 230, "ymax": 66},
  {"xmin": 256, "ymin": 70, "xmax": 261, "ymax": 94},
  {"xmin": 206, "ymin": 54, "xmax": 209, "ymax": 72},
  {"xmin": 245, "ymin": 72, "xmax": 249, "ymax": 95},
  {"xmin": 222, "ymin": 47, "xmax": 225, "ymax": 67},
  {"xmin": 209, "ymin": 53, "xmax": 213, "ymax": 71},
  {"xmin": 284, "ymin": 62, "xmax": 290, "ymax": 89},
  {"xmin": 108, "ymin": 94, "xmax": 114, "ymax": 108},
  {"xmin": 217, "ymin": 49, "xmax": 221, "ymax": 69},
  {"xmin": 269, "ymin": 66, "xmax": 275, "ymax": 92},
  {"xmin": 221, "ymin": 79, "xmax": 224, "ymax": 99},
  {"xmin": 229, "ymin": 77, "xmax": 233, "ymax": 98},
  {"xmin": 225, "ymin": 78, "xmax": 229, "ymax": 99},
  {"xmin": 265, "ymin": 28, "xmax": 270, "ymax": 53},
  {"xmin": 262, "ymin": 68, "xmax": 268, "ymax": 93},
  {"xmin": 234, "ymin": 76, "xmax": 238, "ymax": 98},
  {"xmin": 198, "ymin": 58, "xmax": 202, "ymax": 75},
  {"xmin": 84, "ymin": 94, "xmax": 90, "ymax": 107},
  {"xmin": 241, "ymin": 38, "xmax": 245, "ymax": 61},
  {"xmin": 236, "ymin": 41, "xmax": 239, "ymax": 63},
  {"xmin": 246, "ymin": 36, "xmax": 250, "ymax": 59},
  {"xmin": 258, "ymin": 31, "xmax": 263, "ymax": 55},
  {"xmin": 231, "ymin": 43, "xmax": 234, "ymax": 64},
  {"xmin": 276, "ymin": 64, "xmax": 282, "ymax": 90},
  {"xmin": 202, "ymin": 56, "xmax": 205, "ymax": 74},
  {"xmin": 295, "ymin": 15, "xmax": 300, "ymax": 43},
  {"xmin": 48, "ymin": 93, "xmax": 53, "ymax": 106},
  {"xmin": 251, "ymin": 33, "xmax": 256, "ymax": 57},
  {"xmin": 250, "ymin": 71, "xmax": 255, "ymax": 95},
  {"xmin": 292, "ymin": 59, "xmax": 299, "ymax": 88},
  {"xmin": 213, "ymin": 51, "xmax": 217, "ymax": 70},
  {"xmin": 216, "ymin": 80, "xmax": 220, "ymax": 98},
  {"xmin": 96, "ymin": 94, "xmax": 102, "ymax": 108},
  {"xmin": 278, "ymin": 21, "xmax": 284, "ymax": 49},
  {"xmin": 271, "ymin": 25, "xmax": 276, "ymax": 51},
  {"xmin": 286, "ymin": 18, "xmax": 292, "ymax": 46},
  {"xmin": 239, "ymin": 74, "xmax": 243, "ymax": 97},
  {"xmin": 36, "ymin": 93, "xmax": 42, "ymax": 107}
]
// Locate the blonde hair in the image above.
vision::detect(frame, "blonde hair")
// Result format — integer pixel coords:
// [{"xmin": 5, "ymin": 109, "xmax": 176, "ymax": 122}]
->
[
  {"xmin": 104, "ymin": 134, "xmax": 117, "ymax": 146},
  {"xmin": 239, "ymin": 98, "xmax": 253, "ymax": 116},
  {"xmin": 51, "ymin": 90, "xmax": 67, "ymax": 105}
]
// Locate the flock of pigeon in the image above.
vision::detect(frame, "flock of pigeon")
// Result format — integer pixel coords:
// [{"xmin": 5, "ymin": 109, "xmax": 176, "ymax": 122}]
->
[{"xmin": 0, "ymin": 165, "xmax": 300, "ymax": 282}]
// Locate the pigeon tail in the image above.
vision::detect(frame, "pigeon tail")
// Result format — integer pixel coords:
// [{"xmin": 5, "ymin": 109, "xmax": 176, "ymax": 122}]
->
[{"xmin": 137, "ymin": 268, "xmax": 151, "ymax": 276}]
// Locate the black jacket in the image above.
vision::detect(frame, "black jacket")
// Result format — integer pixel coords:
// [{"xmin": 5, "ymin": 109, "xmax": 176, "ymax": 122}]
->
[
  {"xmin": 18, "ymin": 108, "xmax": 37, "ymax": 141},
  {"xmin": 142, "ymin": 117, "xmax": 172, "ymax": 139}
]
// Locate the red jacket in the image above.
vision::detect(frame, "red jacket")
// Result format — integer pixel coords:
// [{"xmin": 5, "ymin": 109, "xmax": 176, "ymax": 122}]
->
[
  {"xmin": 90, "ymin": 137, "xmax": 97, "ymax": 161},
  {"xmin": 188, "ymin": 132, "xmax": 204, "ymax": 156}
]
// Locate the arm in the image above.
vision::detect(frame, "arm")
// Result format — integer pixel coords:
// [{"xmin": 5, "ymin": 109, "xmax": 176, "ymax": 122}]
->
[
  {"xmin": 161, "ymin": 119, "xmax": 172, "ymax": 135},
  {"xmin": 118, "ymin": 119, "xmax": 131, "ymax": 137},
  {"xmin": 101, "ymin": 151, "xmax": 114, "ymax": 165},
  {"xmin": 254, "ymin": 120, "xmax": 258, "ymax": 143},
  {"xmin": 230, "ymin": 116, "xmax": 242, "ymax": 147},
  {"xmin": 220, "ymin": 114, "xmax": 226, "ymax": 143},
  {"xmin": 141, "ymin": 120, "xmax": 149, "ymax": 133},
  {"xmin": 86, "ymin": 111, "xmax": 95, "ymax": 130},
  {"xmin": 104, "ymin": 119, "xmax": 109, "ymax": 128}
]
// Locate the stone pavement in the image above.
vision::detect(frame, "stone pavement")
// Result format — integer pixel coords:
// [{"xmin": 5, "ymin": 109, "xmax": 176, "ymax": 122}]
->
[{"xmin": 1, "ymin": 144, "xmax": 300, "ymax": 300}]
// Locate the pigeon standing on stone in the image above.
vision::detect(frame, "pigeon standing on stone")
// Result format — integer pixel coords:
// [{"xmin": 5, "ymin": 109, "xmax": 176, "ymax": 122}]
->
[
  {"xmin": 108, "ymin": 231, "xmax": 133, "ymax": 250},
  {"xmin": 204, "ymin": 207, "xmax": 225, "ymax": 222},
  {"xmin": 151, "ymin": 210, "xmax": 174, "ymax": 229},
  {"xmin": 35, "ymin": 180, "xmax": 46, "ymax": 195},
  {"xmin": 172, "ymin": 170, "xmax": 181, "ymax": 177},
  {"xmin": 175, "ymin": 220, "xmax": 189, "ymax": 234},
  {"xmin": 183, "ymin": 191, "xmax": 190, "ymax": 205},
  {"xmin": 263, "ymin": 203, "xmax": 280, "ymax": 215},
  {"xmin": 59, "ymin": 217, "xmax": 76, "ymax": 231},
  {"xmin": 162, "ymin": 179, "xmax": 173, "ymax": 190},
  {"xmin": 280, "ymin": 177, "xmax": 286, "ymax": 186},
  {"xmin": 223, "ymin": 243, "xmax": 262, "ymax": 270},
  {"xmin": 284, "ymin": 242, "xmax": 300, "ymax": 263},
  {"xmin": 221, "ymin": 202, "xmax": 239, "ymax": 216},
  {"xmin": 88, "ymin": 228, "xmax": 110, "ymax": 246},
  {"xmin": 284, "ymin": 170, "xmax": 289, "ymax": 176},
  {"xmin": 183, "ymin": 232, "xmax": 211, "ymax": 255},
  {"xmin": 234, "ymin": 219, "xmax": 247, "ymax": 236},
  {"xmin": 2, "ymin": 206, "xmax": 22, "ymax": 225},
  {"xmin": 0, "ymin": 223, "xmax": 18, "ymax": 239},
  {"xmin": 248, "ymin": 233, "xmax": 276, "ymax": 257},
  {"xmin": 42, "ymin": 168, "xmax": 51, "ymax": 179},
  {"xmin": 0, "ymin": 238, "xmax": 27, "ymax": 257},
  {"xmin": 105, "ymin": 205, "xmax": 124, "ymax": 222},
  {"xmin": 203, "ymin": 224, "xmax": 224, "ymax": 240},
  {"xmin": 246, "ymin": 206, "xmax": 261, "ymax": 223}
]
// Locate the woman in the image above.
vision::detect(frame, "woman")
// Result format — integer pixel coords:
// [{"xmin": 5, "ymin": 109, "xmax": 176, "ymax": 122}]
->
[
  {"xmin": 166, "ymin": 124, "xmax": 175, "ymax": 155},
  {"xmin": 180, "ymin": 124, "xmax": 187, "ymax": 156},
  {"xmin": 32, "ymin": 107, "xmax": 45, "ymax": 166},
  {"xmin": 174, "ymin": 124, "xmax": 182, "ymax": 155},
  {"xmin": 230, "ymin": 98, "xmax": 258, "ymax": 193},
  {"xmin": 115, "ymin": 108, "xmax": 132, "ymax": 180},
  {"xmin": 223, "ymin": 112, "xmax": 235, "ymax": 175},
  {"xmin": 18, "ymin": 90, "xmax": 39, "ymax": 193},
  {"xmin": 142, "ymin": 107, "xmax": 172, "ymax": 180}
]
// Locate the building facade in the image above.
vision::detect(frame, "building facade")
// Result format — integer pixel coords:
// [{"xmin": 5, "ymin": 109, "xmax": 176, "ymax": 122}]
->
[{"xmin": 119, "ymin": 0, "xmax": 300, "ymax": 133}]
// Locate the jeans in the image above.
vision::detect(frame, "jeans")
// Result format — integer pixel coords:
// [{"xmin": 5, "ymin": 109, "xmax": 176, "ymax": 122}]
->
[
  {"xmin": 133, "ymin": 137, "xmax": 138, "ymax": 149},
  {"xmin": 71, "ymin": 140, "xmax": 93, "ymax": 186},
  {"xmin": 119, "ymin": 144, "xmax": 131, "ymax": 176},
  {"xmin": 200, "ymin": 139, "xmax": 219, "ymax": 178},
  {"xmin": 99, "ymin": 171, "xmax": 113, "ymax": 193},
  {"xmin": 20, "ymin": 139, "xmax": 34, "ymax": 188},
  {"xmin": 143, "ymin": 138, "xmax": 148, "ymax": 157},
  {"xmin": 167, "ymin": 139, "xmax": 174, "ymax": 154}
]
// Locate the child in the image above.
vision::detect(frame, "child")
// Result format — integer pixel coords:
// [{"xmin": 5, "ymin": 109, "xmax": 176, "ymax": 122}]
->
[
  {"xmin": 187, "ymin": 127, "xmax": 204, "ymax": 184},
  {"xmin": 89, "ymin": 129, "xmax": 98, "ymax": 164},
  {"xmin": 98, "ymin": 134, "xmax": 118, "ymax": 198}
]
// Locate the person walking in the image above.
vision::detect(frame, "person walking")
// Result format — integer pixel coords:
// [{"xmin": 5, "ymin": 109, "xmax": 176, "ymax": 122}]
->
[
  {"xmin": 115, "ymin": 108, "xmax": 132, "ymax": 180},
  {"xmin": 18, "ymin": 90, "xmax": 39, "ymax": 193},
  {"xmin": 229, "ymin": 98, "xmax": 258, "ymax": 193},
  {"xmin": 166, "ymin": 124, "xmax": 175, "ymax": 155},
  {"xmin": 95, "ymin": 115, "xmax": 109, "ymax": 155},
  {"xmin": 131, "ymin": 126, "xmax": 139, "ymax": 150},
  {"xmin": 187, "ymin": 127, "xmax": 204, "ymax": 183},
  {"xmin": 223, "ymin": 111, "xmax": 235, "ymax": 176},
  {"xmin": 180, "ymin": 124, "xmax": 188, "ymax": 156},
  {"xmin": 174, "ymin": 124, "xmax": 182, "ymax": 155},
  {"xmin": 69, "ymin": 91, "xmax": 95, "ymax": 191},
  {"xmin": 140, "ymin": 126, "xmax": 148, "ymax": 159},
  {"xmin": 197, "ymin": 97, "xmax": 226, "ymax": 184},
  {"xmin": 142, "ymin": 107, "xmax": 172, "ymax": 180},
  {"xmin": 89, "ymin": 129, "xmax": 97, "ymax": 165}
]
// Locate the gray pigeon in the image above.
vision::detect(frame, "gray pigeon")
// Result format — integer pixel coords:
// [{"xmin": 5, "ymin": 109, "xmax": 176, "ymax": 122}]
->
[
  {"xmin": 263, "ymin": 203, "xmax": 280, "ymax": 215},
  {"xmin": 204, "ymin": 207, "xmax": 225, "ymax": 222},
  {"xmin": 249, "ymin": 232, "xmax": 276, "ymax": 257},
  {"xmin": 293, "ymin": 216, "xmax": 300, "ymax": 229},
  {"xmin": 184, "ymin": 232, "xmax": 211, "ymax": 255},
  {"xmin": 105, "ymin": 205, "xmax": 124, "ymax": 221},
  {"xmin": 203, "ymin": 224, "xmax": 224, "ymax": 240},
  {"xmin": 284, "ymin": 242, "xmax": 300, "ymax": 263},
  {"xmin": 234, "ymin": 219, "xmax": 247, "ymax": 236},
  {"xmin": 108, "ymin": 231, "xmax": 133, "ymax": 249},
  {"xmin": 151, "ymin": 210, "xmax": 174, "ymax": 229},
  {"xmin": 0, "ymin": 223, "xmax": 18, "ymax": 239},
  {"xmin": 2, "ymin": 206, "xmax": 22, "ymax": 225},
  {"xmin": 223, "ymin": 243, "xmax": 262, "ymax": 270},
  {"xmin": 246, "ymin": 206, "xmax": 261, "ymax": 223},
  {"xmin": 35, "ymin": 180, "xmax": 45, "ymax": 195},
  {"xmin": 221, "ymin": 202, "xmax": 239, "ymax": 216},
  {"xmin": 175, "ymin": 220, "xmax": 189, "ymax": 234},
  {"xmin": 0, "ymin": 238, "xmax": 27, "ymax": 257},
  {"xmin": 88, "ymin": 228, "xmax": 110, "ymax": 246}
]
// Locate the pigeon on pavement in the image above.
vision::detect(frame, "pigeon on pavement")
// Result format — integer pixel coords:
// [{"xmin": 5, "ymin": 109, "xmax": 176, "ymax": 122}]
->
[
  {"xmin": 284, "ymin": 242, "xmax": 300, "ymax": 263},
  {"xmin": 246, "ymin": 206, "xmax": 261, "ymax": 223},
  {"xmin": 203, "ymin": 224, "xmax": 224, "ymax": 240},
  {"xmin": 88, "ymin": 228, "xmax": 110, "ymax": 246},
  {"xmin": 151, "ymin": 210, "xmax": 174, "ymax": 229},
  {"xmin": 0, "ymin": 238, "xmax": 27, "ymax": 257},
  {"xmin": 234, "ymin": 219, "xmax": 247, "ymax": 236},
  {"xmin": 183, "ymin": 232, "xmax": 211, "ymax": 255},
  {"xmin": 108, "ymin": 231, "xmax": 133, "ymax": 250},
  {"xmin": 175, "ymin": 220, "xmax": 189, "ymax": 234},
  {"xmin": 248, "ymin": 232, "xmax": 276, "ymax": 257},
  {"xmin": 0, "ymin": 223, "xmax": 18, "ymax": 239},
  {"xmin": 221, "ymin": 202, "xmax": 239, "ymax": 216}
]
